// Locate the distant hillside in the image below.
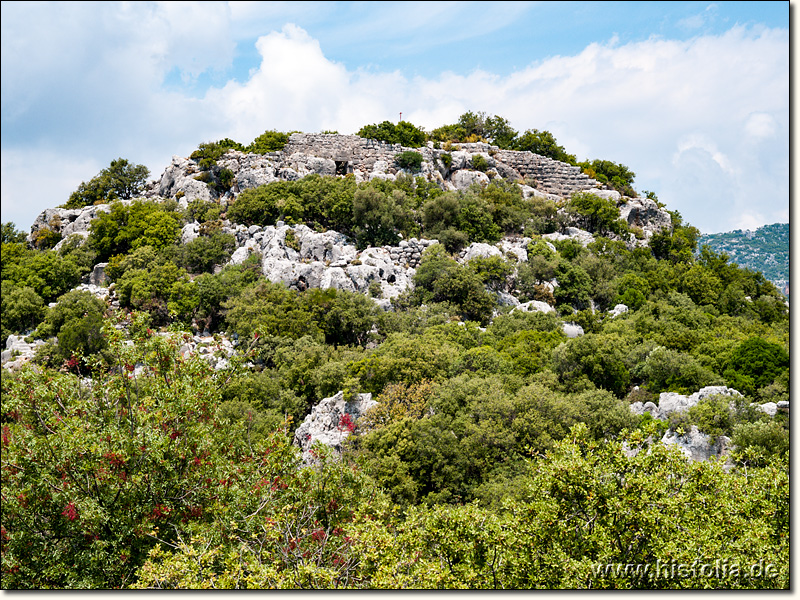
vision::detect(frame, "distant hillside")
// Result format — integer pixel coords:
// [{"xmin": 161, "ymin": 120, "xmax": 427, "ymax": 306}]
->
[{"xmin": 699, "ymin": 223, "xmax": 789, "ymax": 297}]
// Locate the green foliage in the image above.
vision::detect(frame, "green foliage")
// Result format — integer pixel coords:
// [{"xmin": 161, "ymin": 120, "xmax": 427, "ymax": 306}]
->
[
  {"xmin": 429, "ymin": 111, "xmax": 517, "ymax": 148},
  {"xmin": 222, "ymin": 281, "xmax": 318, "ymax": 341},
  {"xmin": 724, "ymin": 337, "xmax": 789, "ymax": 397},
  {"xmin": 578, "ymin": 159, "xmax": 636, "ymax": 196},
  {"xmin": 2, "ymin": 222, "xmax": 27, "ymax": 244},
  {"xmin": 731, "ymin": 420, "xmax": 789, "ymax": 467},
  {"xmin": 115, "ymin": 262, "xmax": 198, "ymax": 325},
  {"xmin": 174, "ymin": 231, "xmax": 236, "ymax": 274},
  {"xmin": 471, "ymin": 154, "xmax": 489, "ymax": 172},
  {"xmin": 1, "ymin": 281, "xmax": 46, "ymax": 344},
  {"xmin": 62, "ymin": 158, "xmax": 150, "ymax": 209},
  {"xmin": 246, "ymin": 129, "xmax": 290, "ymax": 154},
  {"xmin": 32, "ymin": 290, "xmax": 108, "ymax": 368},
  {"xmin": 567, "ymin": 192, "xmax": 628, "ymax": 236},
  {"xmin": 352, "ymin": 186, "xmax": 404, "ymax": 248},
  {"xmin": 633, "ymin": 346, "xmax": 721, "ymax": 394},
  {"xmin": 411, "ymin": 245, "xmax": 496, "ymax": 325},
  {"xmin": 511, "ymin": 128, "xmax": 577, "ymax": 163},
  {"xmin": 88, "ymin": 201, "xmax": 181, "ymax": 262},
  {"xmin": 357, "ymin": 120, "xmax": 426, "ymax": 147},
  {"xmin": 190, "ymin": 138, "xmax": 245, "ymax": 169},
  {"xmin": 1, "ymin": 244, "xmax": 84, "ymax": 303},
  {"xmin": 395, "ymin": 151, "xmax": 424, "ymax": 171},
  {"xmin": 551, "ymin": 334, "xmax": 631, "ymax": 397}
]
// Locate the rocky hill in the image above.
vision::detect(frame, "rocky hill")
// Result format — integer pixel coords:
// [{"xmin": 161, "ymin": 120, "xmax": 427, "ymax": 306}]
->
[
  {"xmin": 699, "ymin": 223, "xmax": 789, "ymax": 298},
  {"xmin": 27, "ymin": 133, "xmax": 673, "ymax": 309}
]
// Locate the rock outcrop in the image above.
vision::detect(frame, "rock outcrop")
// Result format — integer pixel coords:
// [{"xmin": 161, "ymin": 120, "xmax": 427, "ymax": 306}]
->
[
  {"xmin": 630, "ymin": 386, "xmax": 743, "ymax": 421},
  {"xmin": 293, "ymin": 391, "xmax": 377, "ymax": 464},
  {"xmin": 661, "ymin": 425, "xmax": 733, "ymax": 464}
]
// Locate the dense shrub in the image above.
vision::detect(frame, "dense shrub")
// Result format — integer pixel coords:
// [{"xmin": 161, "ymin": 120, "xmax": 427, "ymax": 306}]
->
[
  {"xmin": 396, "ymin": 151, "xmax": 423, "ymax": 171},
  {"xmin": 62, "ymin": 158, "xmax": 150, "ymax": 209},
  {"xmin": 357, "ymin": 120, "xmax": 426, "ymax": 147},
  {"xmin": 88, "ymin": 200, "xmax": 181, "ymax": 262}
]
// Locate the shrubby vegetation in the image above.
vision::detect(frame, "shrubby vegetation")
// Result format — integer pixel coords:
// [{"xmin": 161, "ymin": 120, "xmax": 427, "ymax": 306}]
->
[
  {"xmin": 0, "ymin": 117, "xmax": 790, "ymax": 589},
  {"xmin": 61, "ymin": 159, "xmax": 150, "ymax": 210}
]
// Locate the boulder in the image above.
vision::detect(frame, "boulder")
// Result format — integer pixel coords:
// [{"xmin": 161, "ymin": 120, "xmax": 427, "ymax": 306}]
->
[
  {"xmin": 512, "ymin": 300, "xmax": 555, "ymax": 314},
  {"xmin": 562, "ymin": 322, "xmax": 584, "ymax": 338},
  {"xmin": 618, "ymin": 197, "xmax": 672, "ymax": 235},
  {"xmin": 460, "ymin": 242, "xmax": 502, "ymax": 263},
  {"xmin": 89, "ymin": 263, "xmax": 110, "ymax": 286},
  {"xmin": 543, "ymin": 227, "xmax": 595, "ymax": 247},
  {"xmin": 635, "ymin": 386, "xmax": 743, "ymax": 421},
  {"xmin": 450, "ymin": 169, "xmax": 490, "ymax": 190},
  {"xmin": 293, "ymin": 391, "xmax": 377, "ymax": 464},
  {"xmin": 609, "ymin": 303, "xmax": 629, "ymax": 318},
  {"xmin": 661, "ymin": 425, "xmax": 733, "ymax": 463}
]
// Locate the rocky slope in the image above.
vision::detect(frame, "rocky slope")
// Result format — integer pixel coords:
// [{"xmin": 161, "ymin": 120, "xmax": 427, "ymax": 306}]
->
[{"xmin": 698, "ymin": 223, "xmax": 789, "ymax": 298}]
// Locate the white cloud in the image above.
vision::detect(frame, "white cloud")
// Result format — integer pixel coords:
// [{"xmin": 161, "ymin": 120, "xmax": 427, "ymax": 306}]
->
[{"xmin": 744, "ymin": 112, "xmax": 778, "ymax": 139}]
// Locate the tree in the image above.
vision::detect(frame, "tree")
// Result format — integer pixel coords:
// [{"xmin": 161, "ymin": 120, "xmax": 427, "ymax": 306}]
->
[
  {"xmin": 88, "ymin": 201, "xmax": 181, "ymax": 262},
  {"xmin": 2, "ymin": 222, "xmax": 27, "ymax": 244},
  {"xmin": 357, "ymin": 121, "xmax": 426, "ymax": 147},
  {"xmin": 724, "ymin": 337, "xmax": 789, "ymax": 395},
  {"xmin": 62, "ymin": 159, "xmax": 150, "ymax": 209},
  {"xmin": 246, "ymin": 130, "xmax": 289, "ymax": 154},
  {"xmin": 1, "ymin": 281, "xmax": 46, "ymax": 344},
  {"xmin": 511, "ymin": 129, "xmax": 577, "ymax": 164},
  {"xmin": 567, "ymin": 192, "xmax": 627, "ymax": 237}
]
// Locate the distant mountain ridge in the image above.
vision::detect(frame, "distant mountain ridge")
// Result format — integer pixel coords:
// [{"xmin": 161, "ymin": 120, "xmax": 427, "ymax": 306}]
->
[{"xmin": 698, "ymin": 223, "xmax": 789, "ymax": 298}]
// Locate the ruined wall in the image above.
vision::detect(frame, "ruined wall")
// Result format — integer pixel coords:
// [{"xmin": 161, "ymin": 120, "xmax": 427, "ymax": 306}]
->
[{"xmin": 283, "ymin": 133, "xmax": 599, "ymax": 197}]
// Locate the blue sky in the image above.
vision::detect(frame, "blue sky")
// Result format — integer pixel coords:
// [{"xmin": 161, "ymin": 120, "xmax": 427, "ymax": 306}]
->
[{"xmin": 1, "ymin": 1, "xmax": 789, "ymax": 234}]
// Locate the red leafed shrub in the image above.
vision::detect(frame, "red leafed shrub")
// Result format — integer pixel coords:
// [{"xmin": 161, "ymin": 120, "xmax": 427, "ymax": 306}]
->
[
  {"xmin": 338, "ymin": 413, "xmax": 356, "ymax": 433},
  {"xmin": 62, "ymin": 502, "xmax": 78, "ymax": 521}
]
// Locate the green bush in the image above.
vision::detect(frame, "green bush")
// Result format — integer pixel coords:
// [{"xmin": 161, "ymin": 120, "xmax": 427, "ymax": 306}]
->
[
  {"xmin": 62, "ymin": 158, "xmax": 150, "ymax": 209},
  {"xmin": 471, "ymin": 154, "xmax": 489, "ymax": 172},
  {"xmin": 396, "ymin": 151, "xmax": 424, "ymax": 172},
  {"xmin": 88, "ymin": 200, "xmax": 181, "ymax": 262},
  {"xmin": 1, "ymin": 281, "xmax": 46, "ymax": 344},
  {"xmin": 357, "ymin": 120, "xmax": 426, "ymax": 147},
  {"xmin": 190, "ymin": 138, "xmax": 244, "ymax": 169},
  {"xmin": 246, "ymin": 130, "xmax": 290, "ymax": 154}
]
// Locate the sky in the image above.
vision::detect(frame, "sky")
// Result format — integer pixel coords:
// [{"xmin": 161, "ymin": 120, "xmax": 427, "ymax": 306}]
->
[{"xmin": 0, "ymin": 1, "xmax": 790, "ymax": 234}]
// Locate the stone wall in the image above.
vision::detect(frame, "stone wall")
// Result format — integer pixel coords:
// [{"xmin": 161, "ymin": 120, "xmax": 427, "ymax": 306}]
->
[{"xmin": 283, "ymin": 133, "xmax": 599, "ymax": 197}]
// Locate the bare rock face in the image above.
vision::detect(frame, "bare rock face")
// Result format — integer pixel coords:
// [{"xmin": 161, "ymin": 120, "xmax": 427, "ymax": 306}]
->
[
  {"xmin": 631, "ymin": 386, "xmax": 743, "ymax": 421},
  {"xmin": 618, "ymin": 197, "xmax": 672, "ymax": 237},
  {"xmin": 293, "ymin": 391, "xmax": 377, "ymax": 464},
  {"xmin": 543, "ymin": 227, "xmax": 596, "ymax": 247},
  {"xmin": 661, "ymin": 425, "xmax": 733, "ymax": 464}
]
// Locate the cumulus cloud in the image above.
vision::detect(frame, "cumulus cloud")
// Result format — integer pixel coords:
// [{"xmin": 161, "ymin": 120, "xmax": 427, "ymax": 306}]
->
[{"xmin": 1, "ymin": 5, "xmax": 787, "ymax": 234}]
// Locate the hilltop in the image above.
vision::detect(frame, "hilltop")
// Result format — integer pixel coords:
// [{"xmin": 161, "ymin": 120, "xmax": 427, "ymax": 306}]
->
[{"xmin": 1, "ymin": 119, "xmax": 789, "ymax": 590}]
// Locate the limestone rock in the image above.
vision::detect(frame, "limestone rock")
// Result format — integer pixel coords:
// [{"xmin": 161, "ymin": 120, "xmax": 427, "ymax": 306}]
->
[
  {"xmin": 562, "ymin": 322, "xmax": 584, "ymax": 338},
  {"xmin": 512, "ymin": 300, "xmax": 555, "ymax": 315},
  {"xmin": 618, "ymin": 197, "xmax": 672, "ymax": 236},
  {"xmin": 450, "ymin": 169, "xmax": 490, "ymax": 190},
  {"xmin": 89, "ymin": 263, "xmax": 110, "ymax": 286},
  {"xmin": 661, "ymin": 425, "xmax": 733, "ymax": 463},
  {"xmin": 633, "ymin": 386, "xmax": 743, "ymax": 421},
  {"xmin": 609, "ymin": 303, "xmax": 629, "ymax": 318},
  {"xmin": 543, "ymin": 227, "xmax": 595, "ymax": 247},
  {"xmin": 460, "ymin": 242, "xmax": 502, "ymax": 263},
  {"xmin": 293, "ymin": 391, "xmax": 377, "ymax": 464}
]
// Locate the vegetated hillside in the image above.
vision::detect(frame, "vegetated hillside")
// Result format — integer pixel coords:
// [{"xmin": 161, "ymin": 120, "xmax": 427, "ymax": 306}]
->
[
  {"xmin": 1, "ymin": 115, "xmax": 789, "ymax": 590},
  {"xmin": 699, "ymin": 223, "xmax": 789, "ymax": 298}
]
